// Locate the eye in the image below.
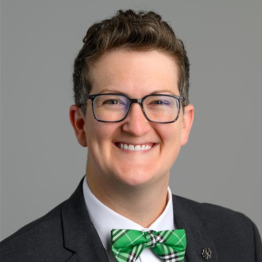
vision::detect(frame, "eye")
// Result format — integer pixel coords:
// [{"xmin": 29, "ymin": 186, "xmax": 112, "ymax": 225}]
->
[
  {"xmin": 103, "ymin": 99, "xmax": 122, "ymax": 105},
  {"xmin": 150, "ymin": 100, "xmax": 170, "ymax": 106},
  {"xmin": 100, "ymin": 96, "xmax": 128, "ymax": 108}
]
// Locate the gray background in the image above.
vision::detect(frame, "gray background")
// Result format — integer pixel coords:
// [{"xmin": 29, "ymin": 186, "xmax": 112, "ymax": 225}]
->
[{"xmin": 1, "ymin": 0, "xmax": 262, "ymax": 241}]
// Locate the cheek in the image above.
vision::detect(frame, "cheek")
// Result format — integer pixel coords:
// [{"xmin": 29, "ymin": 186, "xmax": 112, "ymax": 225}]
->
[
  {"xmin": 157, "ymin": 124, "xmax": 182, "ymax": 165},
  {"xmin": 85, "ymin": 120, "xmax": 118, "ymax": 149},
  {"xmin": 157, "ymin": 124, "xmax": 182, "ymax": 145}
]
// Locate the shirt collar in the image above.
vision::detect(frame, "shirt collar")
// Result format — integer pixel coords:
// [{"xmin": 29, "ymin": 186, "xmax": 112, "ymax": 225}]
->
[{"xmin": 82, "ymin": 176, "xmax": 175, "ymax": 250}]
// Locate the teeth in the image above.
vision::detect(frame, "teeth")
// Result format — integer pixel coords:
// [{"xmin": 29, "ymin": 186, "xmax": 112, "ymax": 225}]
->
[
  {"xmin": 129, "ymin": 145, "xmax": 135, "ymax": 150},
  {"xmin": 135, "ymin": 145, "xmax": 140, "ymax": 151},
  {"xmin": 118, "ymin": 143, "xmax": 153, "ymax": 151}
]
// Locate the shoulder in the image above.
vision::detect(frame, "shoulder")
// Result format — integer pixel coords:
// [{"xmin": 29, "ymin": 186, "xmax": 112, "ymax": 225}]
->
[
  {"xmin": 173, "ymin": 194, "xmax": 257, "ymax": 229},
  {"xmin": 173, "ymin": 195, "xmax": 262, "ymax": 258},
  {"xmin": 1, "ymin": 201, "xmax": 65, "ymax": 243},
  {"xmin": 0, "ymin": 200, "xmax": 73, "ymax": 262}
]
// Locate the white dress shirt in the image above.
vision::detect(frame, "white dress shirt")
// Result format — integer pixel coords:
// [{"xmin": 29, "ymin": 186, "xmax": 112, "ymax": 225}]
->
[{"xmin": 82, "ymin": 177, "xmax": 175, "ymax": 262}]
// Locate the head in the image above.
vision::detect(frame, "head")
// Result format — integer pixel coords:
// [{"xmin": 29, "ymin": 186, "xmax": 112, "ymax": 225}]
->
[
  {"xmin": 73, "ymin": 9, "xmax": 190, "ymax": 114},
  {"xmin": 70, "ymin": 10, "xmax": 194, "ymax": 195}
]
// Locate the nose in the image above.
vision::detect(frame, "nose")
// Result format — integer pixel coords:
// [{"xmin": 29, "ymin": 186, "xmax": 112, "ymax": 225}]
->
[{"xmin": 122, "ymin": 103, "xmax": 151, "ymax": 136}]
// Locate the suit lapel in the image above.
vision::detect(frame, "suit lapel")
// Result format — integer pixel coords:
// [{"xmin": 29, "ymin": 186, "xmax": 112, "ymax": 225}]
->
[
  {"xmin": 62, "ymin": 177, "xmax": 109, "ymax": 262},
  {"xmin": 172, "ymin": 195, "xmax": 218, "ymax": 262},
  {"xmin": 61, "ymin": 178, "xmax": 219, "ymax": 262}
]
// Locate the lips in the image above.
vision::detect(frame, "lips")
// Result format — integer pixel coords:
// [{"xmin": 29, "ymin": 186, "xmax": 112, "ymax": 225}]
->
[{"xmin": 115, "ymin": 142, "xmax": 155, "ymax": 151}]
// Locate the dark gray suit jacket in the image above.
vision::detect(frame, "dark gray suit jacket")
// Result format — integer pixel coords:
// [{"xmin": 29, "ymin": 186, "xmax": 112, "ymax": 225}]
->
[{"xmin": 1, "ymin": 177, "xmax": 262, "ymax": 262}]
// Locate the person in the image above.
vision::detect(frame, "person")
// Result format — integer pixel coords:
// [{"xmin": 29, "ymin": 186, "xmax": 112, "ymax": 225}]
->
[{"xmin": 0, "ymin": 9, "xmax": 261, "ymax": 262}]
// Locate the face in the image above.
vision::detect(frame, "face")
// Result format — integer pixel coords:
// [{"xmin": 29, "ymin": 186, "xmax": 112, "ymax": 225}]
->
[{"xmin": 71, "ymin": 49, "xmax": 194, "ymax": 189}]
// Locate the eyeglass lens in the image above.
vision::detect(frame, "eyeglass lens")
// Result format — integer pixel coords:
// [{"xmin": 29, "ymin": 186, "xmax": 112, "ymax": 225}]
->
[{"xmin": 93, "ymin": 94, "xmax": 180, "ymax": 123}]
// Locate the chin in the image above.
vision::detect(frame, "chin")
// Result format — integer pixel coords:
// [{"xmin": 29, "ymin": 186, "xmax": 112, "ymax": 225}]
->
[{"xmin": 113, "ymin": 168, "xmax": 163, "ymax": 188}]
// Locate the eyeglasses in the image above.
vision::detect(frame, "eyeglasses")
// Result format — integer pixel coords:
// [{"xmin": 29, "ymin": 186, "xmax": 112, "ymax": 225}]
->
[{"xmin": 80, "ymin": 93, "xmax": 185, "ymax": 124}]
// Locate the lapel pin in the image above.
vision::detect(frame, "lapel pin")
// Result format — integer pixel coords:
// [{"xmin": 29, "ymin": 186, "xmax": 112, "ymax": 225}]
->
[{"xmin": 201, "ymin": 248, "xmax": 212, "ymax": 260}]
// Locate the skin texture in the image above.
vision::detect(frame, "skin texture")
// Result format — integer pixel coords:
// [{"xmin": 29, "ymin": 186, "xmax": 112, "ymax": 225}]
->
[{"xmin": 70, "ymin": 49, "xmax": 194, "ymax": 227}]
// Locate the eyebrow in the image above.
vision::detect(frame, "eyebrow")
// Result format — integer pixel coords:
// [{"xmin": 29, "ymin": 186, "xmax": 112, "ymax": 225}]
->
[
  {"xmin": 151, "ymin": 90, "xmax": 176, "ymax": 95},
  {"xmin": 98, "ymin": 89, "xmax": 176, "ymax": 95}
]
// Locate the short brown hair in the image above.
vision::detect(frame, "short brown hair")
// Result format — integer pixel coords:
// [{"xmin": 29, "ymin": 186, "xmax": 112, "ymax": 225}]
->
[{"xmin": 73, "ymin": 9, "xmax": 190, "ymax": 113}]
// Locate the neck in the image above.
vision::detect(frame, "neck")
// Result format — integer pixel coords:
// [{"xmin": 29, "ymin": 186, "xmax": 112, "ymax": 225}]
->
[{"xmin": 86, "ymin": 167, "xmax": 169, "ymax": 228}]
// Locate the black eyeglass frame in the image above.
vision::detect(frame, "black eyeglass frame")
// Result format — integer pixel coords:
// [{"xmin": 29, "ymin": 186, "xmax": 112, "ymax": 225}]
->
[{"xmin": 79, "ymin": 93, "xmax": 185, "ymax": 124}]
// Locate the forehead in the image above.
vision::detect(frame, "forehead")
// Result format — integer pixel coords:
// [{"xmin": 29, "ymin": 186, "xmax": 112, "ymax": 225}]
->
[{"xmin": 89, "ymin": 49, "xmax": 180, "ymax": 95}]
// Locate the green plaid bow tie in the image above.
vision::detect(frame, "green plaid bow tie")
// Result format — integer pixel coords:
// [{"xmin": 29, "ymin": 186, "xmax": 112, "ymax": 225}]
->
[{"xmin": 111, "ymin": 229, "xmax": 186, "ymax": 262}]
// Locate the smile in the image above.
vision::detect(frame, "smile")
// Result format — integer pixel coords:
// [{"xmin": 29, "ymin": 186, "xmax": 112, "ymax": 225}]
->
[{"xmin": 115, "ymin": 143, "xmax": 155, "ymax": 151}]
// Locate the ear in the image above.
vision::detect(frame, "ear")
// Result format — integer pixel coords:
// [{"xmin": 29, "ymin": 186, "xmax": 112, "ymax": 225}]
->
[
  {"xmin": 181, "ymin": 104, "xmax": 194, "ymax": 146},
  {"xmin": 69, "ymin": 105, "xmax": 88, "ymax": 147}
]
